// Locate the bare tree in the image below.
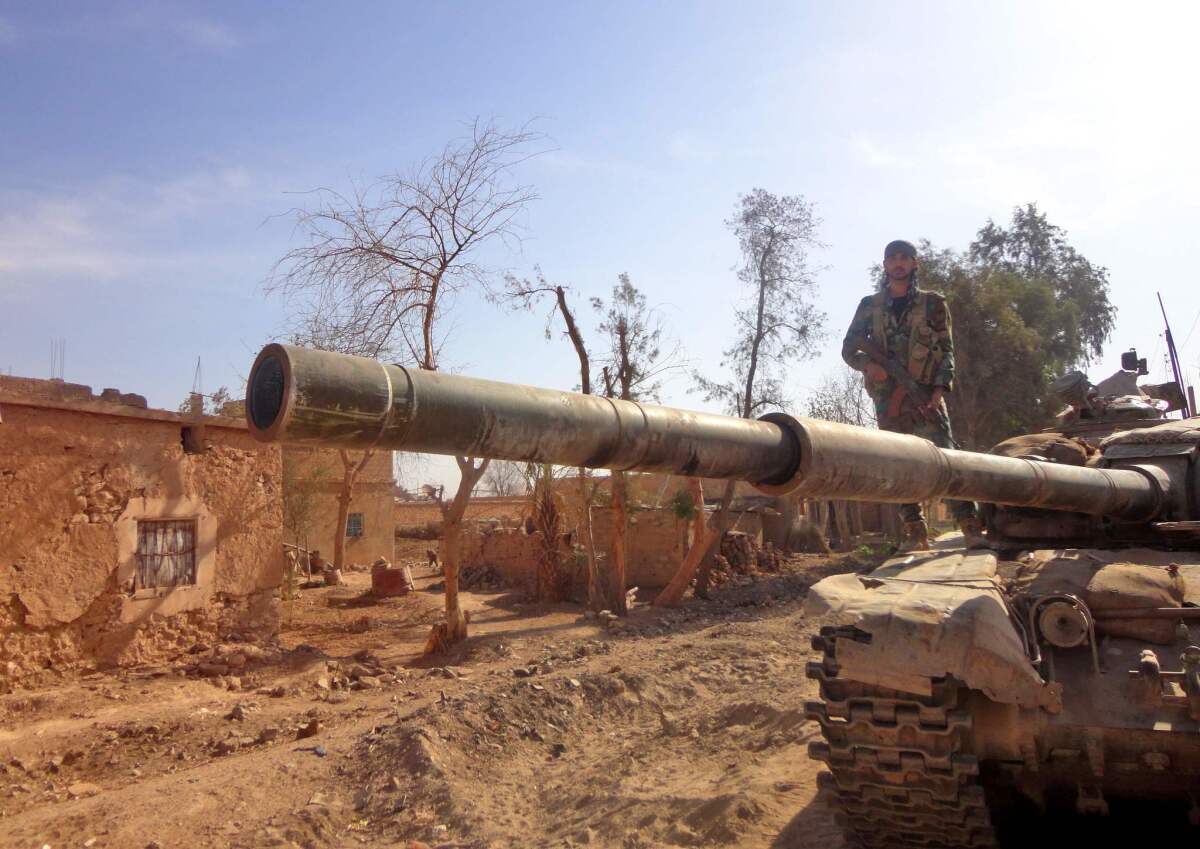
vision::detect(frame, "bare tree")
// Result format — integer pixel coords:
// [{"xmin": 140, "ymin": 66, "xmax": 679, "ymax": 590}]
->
[
  {"xmin": 502, "ymin": 268, "xmax": 605, "ymax": 609},
  {"xmin": 594, "ymin": 273, "xmax": 680, "ymax": 614},
  {"xmin": 805, "ymin": 366, "xmax": 874, "ymax": 550},
  {"xmin": 281, "ymin": 449, "xmax": 333, "ymax": 553},
  {"xmin": 690, "ymin": 189, "xmax": 826, "ymax": 597},
  {"xmin": 266, "ymin": 119, "xmax": 543, "ymax": 649},
  {"xmin": 806, "ymin": 365, "xmax": 874, "ymax": 428},
  {"xmin": 482, "ymin": 460, "xmax": 528, "ymax": 497}
]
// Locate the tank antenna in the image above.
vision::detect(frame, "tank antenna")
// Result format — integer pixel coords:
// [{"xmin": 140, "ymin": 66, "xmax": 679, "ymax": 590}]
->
[{"xmin": 1157, "ymin": 292, "xmax": 1191, "ymax": 418}]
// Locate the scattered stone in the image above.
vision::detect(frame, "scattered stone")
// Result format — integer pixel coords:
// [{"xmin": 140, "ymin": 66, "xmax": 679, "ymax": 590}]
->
[
  {"xmin": 357, "ymin": 676, "xmax": 382, "ymax": 689},
  {"xmin": 226, "ymin": 704, "xmax": 248, "ymax": 722},
  {"xmin": 388, "ymin": 775, "xmax": 402, "ymax": 791},
  {"xmin": 256, "ymin": 727, "xmax": 280, "ymax": 745},
  {"xmin": 214, "ymin": 739, "xmax": 240, "ymax": 756},
  {"xmin": 566, "ymin": 678, "xmax": 581, "ymax": 689},
  {"xmin": 296, "ymin": 718, "xmax": 323, "ymax": 740},
  {"xmin": 313, "ymin": 745, "xmax": 327, "ymax": 758},
  {"xmin": 67, "ymin": 781, "xmax": 102, "ymax": 798},
  {"xmin": 267, "ymin": 685, "xmax": 287, "ymax": 698}
]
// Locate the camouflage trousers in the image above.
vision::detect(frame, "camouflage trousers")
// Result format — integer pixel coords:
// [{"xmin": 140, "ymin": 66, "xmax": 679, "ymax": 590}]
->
[{"xmin": 878, "ymin": 411, "xmax": 978, "ymax": 524}]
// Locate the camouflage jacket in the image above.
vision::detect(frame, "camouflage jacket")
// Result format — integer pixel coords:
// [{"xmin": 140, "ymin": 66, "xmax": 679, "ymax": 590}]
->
[{"xmin": 840, "ymin": 285, "xmax": 957, "ymax": 421}]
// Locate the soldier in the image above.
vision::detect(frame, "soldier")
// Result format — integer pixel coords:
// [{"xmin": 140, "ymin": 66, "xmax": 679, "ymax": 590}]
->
[{"xmin": 841, "ymin": 239, "xmax": 987, "ymax": 552}]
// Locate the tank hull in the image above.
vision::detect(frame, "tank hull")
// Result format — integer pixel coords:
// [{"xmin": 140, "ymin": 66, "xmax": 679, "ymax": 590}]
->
[{"xmin": 805, "ymin": 548, "xmax": 1200, "ymax": 841}]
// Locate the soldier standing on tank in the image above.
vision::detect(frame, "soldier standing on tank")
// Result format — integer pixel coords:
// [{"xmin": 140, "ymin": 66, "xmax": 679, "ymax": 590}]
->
[{"xmin": 841, "ymin": 239, "xmax": 987, "ymax": 552}]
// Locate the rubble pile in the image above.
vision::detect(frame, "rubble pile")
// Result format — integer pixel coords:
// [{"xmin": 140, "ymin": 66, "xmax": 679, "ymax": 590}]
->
[
  {"xmin": 719, "ymin": 531, "xmax": 756, "ymax": 571},
  {"xmin": 707, "ymin": 533, "xmax": 784, "ymax": 588},
  {"xmin": 460, "ymin": 563, "xmax": 506, "ymax": 591}
]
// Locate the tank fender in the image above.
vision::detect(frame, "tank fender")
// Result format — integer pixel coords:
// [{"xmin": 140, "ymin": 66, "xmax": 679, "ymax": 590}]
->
[{"xmin": 804, "ymin": 551, "xmax": 1062, "ymax": 713}]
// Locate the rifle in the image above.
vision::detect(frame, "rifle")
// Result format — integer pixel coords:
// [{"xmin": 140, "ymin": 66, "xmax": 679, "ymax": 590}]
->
[{"xmin": 850, "ymin": 333, "xmax": 957, "ymax": 442}]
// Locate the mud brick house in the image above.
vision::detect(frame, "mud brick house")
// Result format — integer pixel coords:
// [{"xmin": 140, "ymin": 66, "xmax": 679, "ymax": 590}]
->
[
  {"xmin": 0, "ymin": 376, "xmax": 283, "ymax": 689},
  {"xmin": 282, "ymin": 446, "xmax": 395, "ymax": 567}
]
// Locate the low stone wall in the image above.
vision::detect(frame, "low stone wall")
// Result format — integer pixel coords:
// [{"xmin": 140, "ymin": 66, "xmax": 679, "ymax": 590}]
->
[
  {"xmin": 396, "ymin": 496, "xmax": 529, "ymax": 529},
  {"xmin": 591, "ymin": 508, "xmax": 686, "ymax": 589},
  {"xmin": 450, "ymin": 505, "xmax": 691, "ymax": 591},
  {"xmin": 447, "ymin": 526, "xmax": 541, "ymax": 590}
]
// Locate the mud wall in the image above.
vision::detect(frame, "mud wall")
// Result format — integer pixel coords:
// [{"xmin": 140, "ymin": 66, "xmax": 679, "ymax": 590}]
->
[
  {"xmin": 284, "ymin": 447, "xmax": 395, "ymax": 566},
  {"xmin": 395, "ymin": 496, "xmax": 529, "ymax": 528},
  {"xmin": 453, "ymin": 506, "xmax": 687, "ymax": 591},
  {"xmin": 0, "ymin": 401, "xmax": 283, "ymax": 689}
]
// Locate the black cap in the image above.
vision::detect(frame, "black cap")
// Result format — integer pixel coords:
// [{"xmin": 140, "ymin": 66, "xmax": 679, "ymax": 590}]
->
[{"xmin": 884, "ymin": 239, "xmax": 917, "ymax": 260}]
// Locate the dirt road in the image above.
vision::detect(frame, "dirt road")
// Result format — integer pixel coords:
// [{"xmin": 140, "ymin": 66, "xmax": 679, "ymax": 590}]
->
[{"xmin": 0, "ymin": 554, "xmax": 857, "ymax": 849}]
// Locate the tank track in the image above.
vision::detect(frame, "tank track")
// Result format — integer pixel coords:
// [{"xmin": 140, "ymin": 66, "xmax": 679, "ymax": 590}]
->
[{"xmin": 804, "ymin": 625, "xmax": 999, "ymax": 848}]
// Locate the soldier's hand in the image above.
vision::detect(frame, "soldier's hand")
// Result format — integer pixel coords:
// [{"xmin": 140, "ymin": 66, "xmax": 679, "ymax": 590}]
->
[
  {"xmin": 865, "ymin": 363, "xmax": 887, "ymax": 384},
  {"xmin": 923, "ymin": 386, "xmax": 946, "ymax": 413}
]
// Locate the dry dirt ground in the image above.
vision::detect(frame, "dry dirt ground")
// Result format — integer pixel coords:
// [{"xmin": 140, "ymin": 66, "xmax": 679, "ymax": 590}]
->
[{"xmin": 0, "ymin": 546, "xmax": 877, "ymax": 849}]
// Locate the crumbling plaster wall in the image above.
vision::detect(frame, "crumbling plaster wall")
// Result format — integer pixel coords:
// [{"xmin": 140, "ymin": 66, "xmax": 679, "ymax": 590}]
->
[{"xmin": 0, "ymin": 403, "xmax": 282, "ymax": 687}]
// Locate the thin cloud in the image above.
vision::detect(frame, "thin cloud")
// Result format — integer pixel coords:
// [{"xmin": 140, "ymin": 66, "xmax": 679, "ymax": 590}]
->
[
  {"xmin": 0, "ymin": 167, "xmax": 262, "ymax": 285},
  {"xmin": 0, "ymin": 16, "xmax": 16, "ymax": 46},
  {"xmin": 666, "ymin": 132, "xmax": 718, "ymax": 164},
  {"xmin": 174, "ymin": 18, "xmax": 239, "ymax": 51},
  {"xmin": 850, "ymin": 135, "xmax": 907, "ymax": 169}
]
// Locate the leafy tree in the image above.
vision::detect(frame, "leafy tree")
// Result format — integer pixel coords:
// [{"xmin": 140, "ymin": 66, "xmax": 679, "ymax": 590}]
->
[
  {"xmin": 969, "ymin": 202, "xmax": 1115, "ymax": 364},
  {"xmin": 917, "ymin": 215, "xmax": 1113, "ymax": 449},
  {"xmin": 697, "ymin": 189, "xmax": 826, "ymax": 415},
  {"xmin": 177, "ymin": 386, "xmax": 241, "ymax": 417},
  {"xmin": 683, "ymin": 189, "xmax": 826, "ymax": 599}
]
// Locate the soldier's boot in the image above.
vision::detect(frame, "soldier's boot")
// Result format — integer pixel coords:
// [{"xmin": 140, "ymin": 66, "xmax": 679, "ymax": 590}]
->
[
  {"xmin": 897, "ymin": 520, "xmax": 931, "ymax": 554},
  {"xmin": 959, "ymin": 517, "xmax": 990, "ymax": 549}
]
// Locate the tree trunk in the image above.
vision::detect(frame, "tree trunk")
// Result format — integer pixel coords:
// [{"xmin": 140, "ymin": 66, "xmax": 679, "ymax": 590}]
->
[
  {"xmin": 334, "ymin": 449, "xmax": 374, "ymax": 571},
  {"xmin": 533, "ymin": 465, "xmax": 564, "ymax": 602},
  {"xmin": 579, "ymin": 471, "xmax": 602, "ymax": 610},
  {"xmin": 441, "ymin": 515, "xmax": 468, "ymax": 641},
  {"xmin": 654, "ymin": 478, "xmax": 715, "ymax": 606},
  {"xmin": 608, "ymin": 470, "xmax": 628, "ymax": 614},
  {"xmin": 833, "ymin": 500, "xmax": 852, "ymax": 551},
  {"xmin": 694, "ymin": 478, "xmax": 736, "ymax": 599},
  {"xmin": 815, "ymin": 500, "xmax": 830, "ymax": 538},
  {"xmin": 849, "ymin": 501, "xmax": 864, "ymax": 539},
  {"xmin": 426, "ymin": 455, "xmax": 489, "ymax": 653}
]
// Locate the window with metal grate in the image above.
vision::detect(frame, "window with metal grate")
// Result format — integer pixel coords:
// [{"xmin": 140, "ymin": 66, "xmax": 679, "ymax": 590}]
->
[
  {"xmin": 136, "ymin": 519, "xmax": 198, "ymax": 588},
  {"xmin": 346, "ymin": 512, "xmax": 364, "ymax": 538}
]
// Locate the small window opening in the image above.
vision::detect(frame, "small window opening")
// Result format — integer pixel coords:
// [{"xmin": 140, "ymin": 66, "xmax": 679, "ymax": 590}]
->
[
  {"xmin": 181, "ymin": 426, "xmax": 204, "ymax": 454},
  {"xmin": 346, "ymin": 512, "xmax": 364, "ymax": 538},
  {"xmin": 136, "ymin": 519, "xmax": 197, "ymax": 588}
]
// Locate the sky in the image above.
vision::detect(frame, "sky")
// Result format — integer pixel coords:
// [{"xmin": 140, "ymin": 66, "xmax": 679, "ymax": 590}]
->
[{"xmin": 3, "ymin": 1, "xmax": 1199, "ymax": 489}]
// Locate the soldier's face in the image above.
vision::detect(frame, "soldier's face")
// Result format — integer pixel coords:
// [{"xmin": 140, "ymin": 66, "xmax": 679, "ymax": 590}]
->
[{"xmin": 884, "ymin": 252, "xmax": 917, "ymax": 284}]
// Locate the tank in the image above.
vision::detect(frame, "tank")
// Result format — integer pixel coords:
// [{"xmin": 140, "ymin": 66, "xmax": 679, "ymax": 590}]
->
[{"xmin": 246, "ymin": 343, "xmax": 1200, "ymax": 842}]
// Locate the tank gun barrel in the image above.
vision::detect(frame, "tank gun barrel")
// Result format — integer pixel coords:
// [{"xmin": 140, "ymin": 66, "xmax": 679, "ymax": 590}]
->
[{"xmin": 247, "ymin": 344, "xmax": 1165, "ymax": 521}]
